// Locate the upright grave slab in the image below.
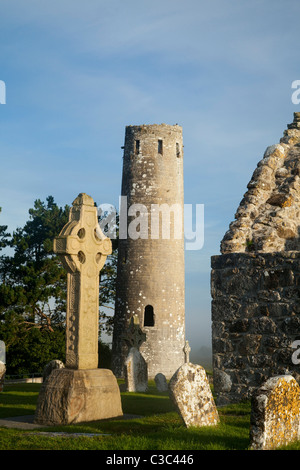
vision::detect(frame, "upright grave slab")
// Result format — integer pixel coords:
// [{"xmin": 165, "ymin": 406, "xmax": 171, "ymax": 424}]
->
[
  {"xmin": 155, "ymin": 373, "xmax": 168, "ymax": 392},
  {"xmin": 34, "ymin": 193, "xmax": 122, "ymax": 425},
  {"xmin": 0, "ymin": 362, "xmax": 5, "ymax": 392},
  {"xmin": 169, "ymin": 363, "xmax": 219, "ymax": 428},
  {"xmin": 250, "ymin": 375, "xmax": 300, "ymax": 450},
  {"xmin": 123, "ymin": 314, "xmax": 148, "ymax": 392}
]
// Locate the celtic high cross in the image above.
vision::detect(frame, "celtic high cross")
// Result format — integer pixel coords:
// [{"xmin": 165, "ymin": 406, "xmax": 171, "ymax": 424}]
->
[{"xmin": 54, "ymin": 193, "xmax": 112, "ymax": 370}]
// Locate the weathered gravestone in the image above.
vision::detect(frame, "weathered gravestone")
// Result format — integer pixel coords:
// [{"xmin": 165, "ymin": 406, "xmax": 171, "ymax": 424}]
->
[
  {"xmin": 0, "ymin": 341, "xmax": 5, "ymax": 392},
  {"xmin": 155, "ymin": 373, "xmax": 168, "ymax": 392},
  {"xmin": 0, "ymin": 362, "xmax": 5, "ymax": 392},
  {"xmin": 125, "ymin": 348, "xmax": 148, "ymax": 392},
  {"xmin": 169, "ymin": 363, "xmax": 219, "ymax": 428},
  {"xmin": 42, "ymin": 360, "xmax": 65, "ymax": 382},
  {"xmin": 34, "ymin": 193, "xmax": 123, "ymax": 425},
  {"xmin": 250, "ymin": 375, "xmax": 300, "ymax": 450},
  {"xmin": 123, "ymin": 314, "xmax": 148, "ymax": 392}
]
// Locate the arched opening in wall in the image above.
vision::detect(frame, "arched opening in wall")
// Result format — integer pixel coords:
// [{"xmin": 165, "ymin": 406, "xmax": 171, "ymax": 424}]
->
[
  {"xmin": 144, "ymin": 305, "xmax": 155, "ymax": 327},
  {"xmin": 158, "ymin": 139, "xmax": 163, "ymax": 155}
]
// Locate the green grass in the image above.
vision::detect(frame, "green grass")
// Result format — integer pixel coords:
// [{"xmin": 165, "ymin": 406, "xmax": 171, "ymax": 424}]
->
[{"xmin": 0, "ymin": 381, "xmax": 298, "ymax": 450}]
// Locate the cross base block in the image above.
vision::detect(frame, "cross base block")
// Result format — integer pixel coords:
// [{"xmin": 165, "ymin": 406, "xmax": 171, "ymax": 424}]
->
[{"xmin": 34, "ymin": 368, "xmax": 123, "ymax": 425}]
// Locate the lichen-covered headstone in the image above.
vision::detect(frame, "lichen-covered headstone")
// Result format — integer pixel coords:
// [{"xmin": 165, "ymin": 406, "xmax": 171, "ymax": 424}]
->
[
  {"xmin": 250, "ymin": 375, "xmax": 300, "ymax": 450},
  {"xmin": 169, "ymin": 363, "xmax": 219, "ymax": 428},
  {"xmin": 155, "ymin": 373, "xmax": 168, "ymax": 392}
]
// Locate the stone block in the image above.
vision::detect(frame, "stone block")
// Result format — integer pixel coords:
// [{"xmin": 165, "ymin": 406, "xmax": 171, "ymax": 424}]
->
[
  {"xmin": 213, "ymin": 369, "xmax": 232, "ymax": 393},
  {"xmin": 169, "ymin": 363, "xmax": 219, "ymax": 428},
  {"xmin": 250, "ymin": 375, "xmax": 300, "ymax": 450},
  {"xmin": 34, "ymin": 368, "xmax": 123, "ymax": 425}
]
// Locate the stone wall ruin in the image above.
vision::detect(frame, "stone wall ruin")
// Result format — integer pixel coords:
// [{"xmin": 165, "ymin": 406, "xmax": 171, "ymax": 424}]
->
[{"xmin": 212, "ymin": 113, "xmax": 300, "ymax": 405}]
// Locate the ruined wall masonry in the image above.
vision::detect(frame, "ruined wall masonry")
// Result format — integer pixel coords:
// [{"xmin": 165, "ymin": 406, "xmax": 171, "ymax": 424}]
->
[
  {"xmin": 212, "ymin": 113, "xmax": 300, "ymax": 405},
  {"xmin": 212, "ymin": 252, "xmax": 300, "ymax": 405},
  {"xmin": 112, "ymin": 124, "xmax": 185, "ymax": 379}
]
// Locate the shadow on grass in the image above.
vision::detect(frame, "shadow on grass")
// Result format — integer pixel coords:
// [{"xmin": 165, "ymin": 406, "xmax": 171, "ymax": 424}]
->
[
  {"xmin": 0, "ymin": 384, "xmax": 41, "ymax": 418},
  {"xmin": 121, "ymin": 392, "xmax": 175, "ymax": 416},
  {"xmin": 0, "ymin": 383, "xmax": 252, "ymax": 450},
  {"xmin": 32, "ymin": 412, "xmax": 251, "ymax": 450}
]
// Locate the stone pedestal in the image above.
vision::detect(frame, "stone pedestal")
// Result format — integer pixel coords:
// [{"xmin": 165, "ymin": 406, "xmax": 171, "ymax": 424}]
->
[{"xmin": 34, "ymin": 368, "xmax": 123, "ymax": 425}]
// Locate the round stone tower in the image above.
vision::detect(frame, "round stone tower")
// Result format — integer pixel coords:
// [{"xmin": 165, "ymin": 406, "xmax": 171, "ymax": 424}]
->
[{"xmin": 112, "ymin": 123, "xmax": 185, "ymax": 379}]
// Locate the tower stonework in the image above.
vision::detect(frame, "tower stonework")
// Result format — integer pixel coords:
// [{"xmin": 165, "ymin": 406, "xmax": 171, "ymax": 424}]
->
[{"xmin": 112, "ymin": 124, "xmax": 185, "ymax": 379}]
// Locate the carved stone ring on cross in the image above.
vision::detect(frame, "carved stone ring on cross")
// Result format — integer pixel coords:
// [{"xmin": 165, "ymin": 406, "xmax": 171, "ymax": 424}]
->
[{"xmin": 53, "ymin": 193, "xmax": 112, "ymax": 275}]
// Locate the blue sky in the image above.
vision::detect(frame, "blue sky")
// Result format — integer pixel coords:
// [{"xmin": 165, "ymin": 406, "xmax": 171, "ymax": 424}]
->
[{"xmin": 1, "ymin": 0, "xmax": 300, "ymax": 353}]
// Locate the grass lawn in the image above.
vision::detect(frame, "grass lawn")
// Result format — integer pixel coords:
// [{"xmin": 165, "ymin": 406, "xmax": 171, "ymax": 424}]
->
[{"xmin": 0, "ymin": 380, "xmax": 298, "ymax": 451}]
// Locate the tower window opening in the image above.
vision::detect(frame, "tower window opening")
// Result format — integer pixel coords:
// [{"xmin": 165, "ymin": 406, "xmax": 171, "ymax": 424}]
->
[
  {"xmin": 144, "ymin": 305, "xmax": 155, "ymax": 327},
  {"xmin": 158, "ymin": 139, "xmax": 163, "ymax": 155},
  {"xmin": 135, "ymin": 140, "xmax": 140, "ymax": 154},
  {"xmin": 176, "ymin": 142, "xmax": 180, "ymax": 157}
]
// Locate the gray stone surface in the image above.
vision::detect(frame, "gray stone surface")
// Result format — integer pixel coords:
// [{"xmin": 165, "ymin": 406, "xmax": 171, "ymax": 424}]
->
[
  {"xmin": 154, "ymin": 373, "xmax": 168, "ymax": 392},
  {"xmin": 124, "ymin": 347, "xmax": 148, "ymax": 392},
  {"xmin": 169, "ymin": 363, "xmax": 219, "ymax": 428},
  {"xmin": 42, "ymin": 359, "xmax": 65, "ymax": 382},
  {"xmin": 211, "ymin": 251, "xmax": 300, "ymax": 405},
  {"xmin": 0, "ymin": 415, "xmax": 45, "ymax": 429},
  {"xmin": 0, "ymin": 413, "xmax": 141, "ymax": 430}
]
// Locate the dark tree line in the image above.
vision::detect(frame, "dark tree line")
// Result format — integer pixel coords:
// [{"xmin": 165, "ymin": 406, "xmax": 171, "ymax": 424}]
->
[{"xmin": 0, "ymin": 197, "xmax": 117, "ymax": 375}]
